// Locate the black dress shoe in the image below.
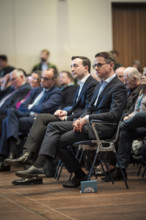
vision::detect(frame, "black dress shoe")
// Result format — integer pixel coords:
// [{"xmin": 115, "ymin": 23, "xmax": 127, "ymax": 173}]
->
[
  {"xmin": 12, "ymin": 178, "xmax": 43, "ymax": 185},
  {"xmin": 16, "ymin": 166, "xmax": 45, "ymax": 178},
  {"xmin": 101, "ymin": 167, "xmax": 127, "ymax": 181},
  {"xmin": 0, "ymin": 160, "xmax": 10, "ymax": 172},
  {"xmin": 63, "ymin": 175, "xmax": 88, "ymax": 188},
  {"xmin": 5, "ymin": 152, "xmax": 33, "ymax": 167}
]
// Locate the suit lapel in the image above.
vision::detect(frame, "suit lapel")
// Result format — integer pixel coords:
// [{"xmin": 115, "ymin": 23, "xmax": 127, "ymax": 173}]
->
[
  {"xmin": 96, "ymin": 76, "xmax": 118, "ymax": 106},
  {"xmin": 75, "ymin": 75, "xmax": 91, "ymax": 105}
]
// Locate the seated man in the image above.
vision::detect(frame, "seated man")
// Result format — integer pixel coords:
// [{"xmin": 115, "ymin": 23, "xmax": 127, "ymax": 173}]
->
[
  {"xmin": 115, "ymin": 66, "xmax": 125, "ymax": 84},
  {"xmin": 32, "ymin": 49, "xmax": 58, "ymax": 74},
  {"xmin": 0, "ymin": 73, "xmax": 14, "ymax": 100},
  {"xmin": 0, "ymin": 69, "xmax": 62, "ymax": 171},
  {"xmin": 15, "ymin": 52, "xmax": 127, "ymax": 188},
  {"xmin": 58, "ymin": 70, "xmax": 77, "ymax": 109},
  {"xmin": 0, "ymin": 69, "xmax": 31, "ymax": 136},
  {"xmin": 5, "ymin": 56, "xmax": 98, "ymax": 184}
]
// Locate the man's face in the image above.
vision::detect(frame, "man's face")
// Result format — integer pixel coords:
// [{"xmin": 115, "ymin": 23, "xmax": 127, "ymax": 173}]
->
[
  {"xmin": 30, "ymin": 73, "xmax": 40, "ymax": 88},
  {"xmin": 141, "ymin": 72, "xmax": 146, "ymax": 85},
  {"xmin": 115, "ymin": 67, "xmax": 125, "ymax": 84},
  {"xmin": 41, "ymin": 70, "xmax": 55, "ymax": 89},
  {"xmin": 59, "ymin": 72, "xmax": 71, "ymax": 86},
  {"xmin": 10, "ymin": 73, "xmax": 24, "ymax": 89},
  {"xmin": 0, "ymin": 59, "xmax": 6, "ymax": 68},
  {"xmin": 40, "ymin": 52, "xmax": 49, "ymax": 63},
  {"xmin": 71, "ymin": 58, "xmax": 88, "ymax": 80},
  {"xmin": 124, "ymin": 73, "xmax": 137, "ymax": 89},
  {"xmin": 93, "ymin": 57, "xmax": 112, "ymax": 80}
]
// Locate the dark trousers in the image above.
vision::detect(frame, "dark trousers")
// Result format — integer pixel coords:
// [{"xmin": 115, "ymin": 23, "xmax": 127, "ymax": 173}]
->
[
  {"xmin": 117, "ymin": 111, "xmax": 146, "ymax": 169},
  {"xmin": 23, "ymin": 113, "xmax": 59, "ymax": 155},
  {"xmin": 39, "ymin": 121, "xmax": 90, "ymax": 173},
  {"xmin": 0, "ymin": 109, "xmax": 34, "ymax": 157}
]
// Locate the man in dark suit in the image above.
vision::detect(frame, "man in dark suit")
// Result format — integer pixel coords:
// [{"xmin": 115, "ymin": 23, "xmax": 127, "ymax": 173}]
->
[
  {"xmin": 6, "ymin": 56, "xmax": 98, "ymax": 184},
  {"xmin": 0, "ymin": 55, "xmax": 15, "ymax": 78},
  {"xmin": 15, "ymin": 52, "xmax": 127, "ymax": 188},
  {"xmin": 0, "ymin": 69, "xmax": 62, "ymax": 171},
  {"xmin": 0, "ymin": 69, "xmax": 31, "ymax": 136}
]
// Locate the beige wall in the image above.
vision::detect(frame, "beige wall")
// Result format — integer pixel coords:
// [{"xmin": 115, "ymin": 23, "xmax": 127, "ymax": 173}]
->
[{"xmin": 0, "ymin": 0, "xmax": 145, "ymax": 73}]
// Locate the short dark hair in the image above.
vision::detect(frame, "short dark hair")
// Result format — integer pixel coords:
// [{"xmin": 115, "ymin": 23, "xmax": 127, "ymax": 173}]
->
[
  {"xmin": 95, "ymin": 52, "xmax": 115, "ymax": 66},
  {"xmin": 0, "ymin": 55, "xmax": 8, "ymax": 62},
  {"xmin": 49, "ymin": 68, "xmax": 58, "ymax": 80},
  {"xmin": 60, "ymin": 70, "xmax": 74, "ymax": 82},
  {"xmin": 71, "ymin": 56, "xmax": 91, "ymax": 73},
  {"xmin": 17, "ymin": 68, "xmax": 27, "ymax": 76},
  {"xmin": 110, "ymin": 49, "xmax": 119, "ymax": 56}
]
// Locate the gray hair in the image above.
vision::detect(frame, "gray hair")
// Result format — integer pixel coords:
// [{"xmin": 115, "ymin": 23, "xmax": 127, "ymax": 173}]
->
[
  {"xmin": 124, "ymin": 67, "xmax": 140, "ymax": 80},
  {"xmin": 10, "ymin": 69, "xmax": 26, "ymax": 82}
]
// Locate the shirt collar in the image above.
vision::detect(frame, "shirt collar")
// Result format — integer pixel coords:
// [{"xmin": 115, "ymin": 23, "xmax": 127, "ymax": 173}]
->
[
  {"xmin": 78, "ymin": 74, "xmax": 90, "ymax": 87},
  {"xmin": 100, "ymin": 74, "xmax": 116, "ymax": 85}
]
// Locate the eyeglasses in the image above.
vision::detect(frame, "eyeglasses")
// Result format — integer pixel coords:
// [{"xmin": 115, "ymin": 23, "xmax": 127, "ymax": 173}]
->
[
  {"xmin": 93, "ymin": 63, "xmax": 108, "ymax": 69},
  {"xmin": 10, "ymin": 77, "xmax": 17, "ymax": 81},
  {"xmin": 41, "ymin": 76, "xmax": 51, "ymax": 81}
]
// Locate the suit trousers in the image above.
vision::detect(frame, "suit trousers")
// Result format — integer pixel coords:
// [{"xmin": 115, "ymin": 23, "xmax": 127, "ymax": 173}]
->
[
  {"xmin": 117, "ymin": 111, "xmax": 146, "ymax": 169},
  {"xmin": 39, "ymin": 121, "xmax": 90, "ymax": 173}
]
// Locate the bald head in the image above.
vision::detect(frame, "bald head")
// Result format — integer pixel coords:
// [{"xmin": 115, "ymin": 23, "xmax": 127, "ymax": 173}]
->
[{"xmin": 115, "ymin": 67, "xmax": 126, "ymax": 83}]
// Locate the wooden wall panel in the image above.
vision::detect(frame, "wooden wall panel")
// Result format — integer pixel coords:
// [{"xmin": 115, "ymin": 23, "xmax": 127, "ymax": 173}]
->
[{"xmin": 112, "ymin": 3, "xmax": 146, "ymax": 69}]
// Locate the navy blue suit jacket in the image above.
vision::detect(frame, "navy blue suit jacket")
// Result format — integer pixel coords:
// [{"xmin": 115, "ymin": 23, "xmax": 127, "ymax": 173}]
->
[
  {"xmin": 67, "ymin": 75, "xmax": 98, "ymax": 121},
  {"xmin": 0, "ymin": 83, "xmax": 31, "ymax": 115},
  {"xmin": 19, "ymin": 86, "xmax": 62, "ymax": 114}
]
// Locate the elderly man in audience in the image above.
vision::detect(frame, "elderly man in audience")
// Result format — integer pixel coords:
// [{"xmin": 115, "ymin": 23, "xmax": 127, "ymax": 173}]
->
[
  {"xmin": 0, "ymin": 69, "xmax": 31, "ymax": 135},
  {"xmin": 14, "ymin": 52, "xmax": 127, "ymax": 188},
  {"xmin": 0, "ymin": 74, "xmax": 15, "ymax": 100},
  {"xmin": 6, "ymin": 56, "xmax": 98, "ymax": 185},
  {"xmin": 0, "ymin": 69, "xmax": 62, "ymax": 171}
]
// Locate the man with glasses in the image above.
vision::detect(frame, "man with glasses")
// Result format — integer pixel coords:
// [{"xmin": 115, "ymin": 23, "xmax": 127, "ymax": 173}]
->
[
  {"xmin": 15, "ymin": 52, "xmax": 127, "ymax": 188},
  {"xmin": 0, "ymin": 68, "xmax": 62, "ymax": 171}
]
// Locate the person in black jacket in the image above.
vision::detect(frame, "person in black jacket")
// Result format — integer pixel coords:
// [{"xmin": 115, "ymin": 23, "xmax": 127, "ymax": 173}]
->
[{"xmin": 0, "ymin": 55, "xmax": 15, "ymax": 78}]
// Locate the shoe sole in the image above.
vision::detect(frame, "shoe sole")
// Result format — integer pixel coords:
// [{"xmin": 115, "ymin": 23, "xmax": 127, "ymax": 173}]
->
[
  {"xmin": 16, "ymin": 172, "xmax": 46, "ymax": 179},
  {"xmin": 12, "ymin": 178, "xmax": 43, "ymax": 185}
]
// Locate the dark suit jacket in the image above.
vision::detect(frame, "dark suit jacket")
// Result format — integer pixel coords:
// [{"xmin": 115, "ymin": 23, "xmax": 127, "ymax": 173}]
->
[
  {"xmin": 0, "ymin": 83, "xmax": 31, "ymax": 115},
  {"xmin": 81, "ymin": 76, "xmax": 127, "ymax": 139},
  {"xmin": 125, "ymin": 84, "xmax": 142, "ymax": 116},
  {"xmin": 67, "ymin": 75, "xmax": 98, "ymax": 121},
  {"xmin": 61, "ymin": 85, "xmax": 77, "ymax": 109},
  {"xmin": 19, "ymin": 86, "xmax": 62, "ymax": 114},
  {"xmin": 0, "ymin": 86, "xmax": 15, "ymax": 101}
]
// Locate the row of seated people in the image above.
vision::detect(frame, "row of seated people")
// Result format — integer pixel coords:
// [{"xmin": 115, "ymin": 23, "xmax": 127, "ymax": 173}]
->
[{"xmin": 0, "ymin": 51, "xmax": 145, "ymax": 188}]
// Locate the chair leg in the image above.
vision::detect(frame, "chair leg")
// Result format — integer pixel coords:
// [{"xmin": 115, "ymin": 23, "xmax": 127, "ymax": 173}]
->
[
  {"xmin": 115, "ymin": 153, "xmax": 129, "ymax": 189},
  {"xmin": 57, "ymin": 162, "xmax": 64, "ymax": 181},
  {"xmin": 142, "ymin": 164, "xmax": 146, "ymax": 178},
  {"xmin": 137, "ymin": 164, "xmax": 143, "ymax": 176},
  {"xmin": 88, "ymin": 151, "xmax": 99, "ymax": 180},
  {"xmin": 55, "ymin": 159, "xmax": 62, "ymax": 179}
]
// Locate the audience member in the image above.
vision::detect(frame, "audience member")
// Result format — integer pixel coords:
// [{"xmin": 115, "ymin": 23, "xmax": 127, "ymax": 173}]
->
[
  {"xmin": 0, "ymin": 74, "xmax": 14, "ymax": 100},
  {"xmin": 115, "ymin": 67, "xmax": 125, "ymax": 84},
  {"xmin": 14, "ymin": 52, "xmax": 127, "ymax": 189},
  {"xmin": 132, "ymin": 59, "xmax": 143, "ymax": 74},
  {"xmin": 32, "ymin": 49, "xmax": 58, "ymax": 74},
  {"xmin": 110, "ymin": 50, "xmax": 122, "ymax": 70},
  {"xmin": 58, "ymin": 70, "xmax": 77, "ymax": 109},
  {"xmin": 0, "ymin": 69, "xmax": 31, "ymax": 135},
  {"xmin": 0, "ymin": 68, "xmax": 62, "ymax": 171},
  {"xmin": 6, "ymin": 56, "xmax": 98, "ymax": 184},
  {"xmin": 0, "ymin": 55, "xmax": 15, "ymax": 78}
]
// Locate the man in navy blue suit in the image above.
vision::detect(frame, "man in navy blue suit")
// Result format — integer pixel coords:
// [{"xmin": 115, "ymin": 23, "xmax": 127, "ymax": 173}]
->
[{"xmin": 0, "ymin": 68, "xmax": 62, "ymax": 171}]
